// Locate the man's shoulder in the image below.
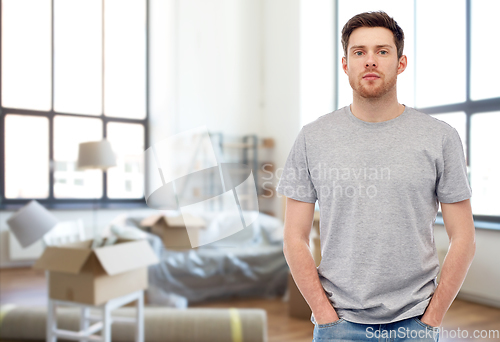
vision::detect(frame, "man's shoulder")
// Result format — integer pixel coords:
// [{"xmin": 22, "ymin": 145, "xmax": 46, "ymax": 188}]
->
[
  {"xmin": 303, "ymin": 106, "xmax": 347, "ymax": 132},
  {"xmin": 405, "ymin": 106, "xmax": 458, "ymax": 134}
]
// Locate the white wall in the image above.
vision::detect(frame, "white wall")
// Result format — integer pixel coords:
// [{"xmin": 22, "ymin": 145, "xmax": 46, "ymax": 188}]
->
[
  {"xmin": 175, "ymin": 0, "xmax": 263, "ymax": 136},
  {"xmin": 300, "ymin": 0, "xmax": 335, "ymax": 127},
  {"xmin": 148, "ymin": 0, "xmax": 264, "ymax": 144},
  {"xmin": 149, "ymin": 0, "xmax": 178, "ymax": 143},
  {"xmin": 260, "ymin": 0, "xmax": 301, "ymax": 217}
]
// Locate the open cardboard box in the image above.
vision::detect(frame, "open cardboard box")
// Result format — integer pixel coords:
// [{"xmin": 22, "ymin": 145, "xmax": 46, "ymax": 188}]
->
[
  {"xmin": 33, "ymin": 238, "xmax": 159, "ymax": 305},
  {"xmin": 140, "ymin": 214, "xmax": 205, "ymax": 250}
]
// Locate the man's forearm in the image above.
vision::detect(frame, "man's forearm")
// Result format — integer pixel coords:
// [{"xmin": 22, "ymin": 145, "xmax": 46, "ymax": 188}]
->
[
  {"xmin": 422, "ymin": 236, "xmax": 476, "ymax": 326},
  {"xmin": 284, "ymin": 237, "xmax": 337, "ymax": 321}
]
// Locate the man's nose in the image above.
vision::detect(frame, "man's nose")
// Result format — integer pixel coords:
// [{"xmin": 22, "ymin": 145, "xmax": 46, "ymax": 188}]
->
[{"xmin": 365, "ymin": 53, "xmax": 377, "ymax": 67}]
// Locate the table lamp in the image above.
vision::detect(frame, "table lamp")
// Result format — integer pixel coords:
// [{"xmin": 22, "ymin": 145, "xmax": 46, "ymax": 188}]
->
[
  {"xmin": 7, "ymin": 200, "xmax": 58, "ymax": 248},
  {"xmin": 77, "ymin": 140, "xmax": 117, "ymax": 170},
  {"xmin": 76, "ymin": 139, "xmax": 117, "ymax": 244}
]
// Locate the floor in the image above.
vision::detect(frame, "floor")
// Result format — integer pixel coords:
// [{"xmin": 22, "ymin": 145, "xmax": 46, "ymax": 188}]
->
[{"xmin": 1, "ymin": 267, "xmax": 499, "ymax": 341}]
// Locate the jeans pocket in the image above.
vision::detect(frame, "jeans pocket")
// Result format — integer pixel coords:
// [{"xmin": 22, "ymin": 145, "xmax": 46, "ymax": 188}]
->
[
  {"xmin": 409, "ymin": 317, "xmax": 440, "ymax": 341},
  {"xmin": 317, "ymin": 318, "xmax": 345, "ymax": 329},
  {"xmin": 413, "ymin": 317, "xmax": 440, "ymax": 331}
]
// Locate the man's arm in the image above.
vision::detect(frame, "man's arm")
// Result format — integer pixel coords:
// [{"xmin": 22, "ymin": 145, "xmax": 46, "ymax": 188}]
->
[
  {"xmin": 421, "ymin": 198, "xmax": 476, "ymax": 327},
  {"xmin": 282, "ymin": 197, "xmax": 339, "ymax": 324}
]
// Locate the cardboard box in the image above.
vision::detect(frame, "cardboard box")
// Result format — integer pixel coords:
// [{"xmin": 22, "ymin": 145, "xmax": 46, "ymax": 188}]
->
[
  {"xmin": 262, "ymin": 138, "xmax": 275, "ymax": 148},
  {"xmin": 33, "ymin": 239, "xmax": 159, "ymax": 305},
  {"xmin": 140, "ymin": 214, "xmax": 205, "ymax": 250}
]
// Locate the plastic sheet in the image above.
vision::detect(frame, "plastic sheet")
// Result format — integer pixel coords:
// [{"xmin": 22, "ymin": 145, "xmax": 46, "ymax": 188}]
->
[{"xmin": 118, "ymin": 211, "xmax": 289, "ymax": 307}]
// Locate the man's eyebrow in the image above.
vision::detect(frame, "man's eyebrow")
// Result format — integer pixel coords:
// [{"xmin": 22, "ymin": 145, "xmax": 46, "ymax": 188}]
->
[{"xmin": 349, "ymin": 44, "xmax": 394, "ymax": 50}]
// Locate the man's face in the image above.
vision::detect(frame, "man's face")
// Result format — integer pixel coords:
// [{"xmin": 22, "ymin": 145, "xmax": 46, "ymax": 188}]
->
[{"xmin": 342, "ymin": 27, "xmax": 407, "ymax": 99}]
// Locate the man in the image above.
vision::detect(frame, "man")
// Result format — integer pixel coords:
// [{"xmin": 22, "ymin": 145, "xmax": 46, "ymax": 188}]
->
[{"xmin": 276, "ymin": 11, "xmax": 475, "ymax": 342}]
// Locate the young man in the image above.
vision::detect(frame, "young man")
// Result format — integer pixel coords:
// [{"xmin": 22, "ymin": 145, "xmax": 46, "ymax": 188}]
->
[{"xmin": 276, "ymin": 11, "xmax": 475, "ymax": 341}]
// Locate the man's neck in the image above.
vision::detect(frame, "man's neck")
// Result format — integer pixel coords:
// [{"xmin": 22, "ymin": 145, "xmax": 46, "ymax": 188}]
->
[{"xmin": 350, "ymin": 93, "xmax": 405, "ymax": 123}]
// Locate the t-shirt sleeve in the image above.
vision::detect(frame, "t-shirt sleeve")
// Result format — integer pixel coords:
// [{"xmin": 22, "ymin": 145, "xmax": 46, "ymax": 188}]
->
[
  {"xmin": 436, "ymin": 127, "xmax": 472, "ymax": 203},
  {"xmin": 276, "ymin": 128, "xmax": 317, "ymax": 203}
]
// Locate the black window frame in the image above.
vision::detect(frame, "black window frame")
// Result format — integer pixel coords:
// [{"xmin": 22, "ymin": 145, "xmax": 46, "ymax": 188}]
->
[
  {"xmin": 0, "ymin": 0, "xmax": 150, "ymax": 210},
  {"xmin": 334, "ymin": 0, "xmax": 500, "ymax": 226}
]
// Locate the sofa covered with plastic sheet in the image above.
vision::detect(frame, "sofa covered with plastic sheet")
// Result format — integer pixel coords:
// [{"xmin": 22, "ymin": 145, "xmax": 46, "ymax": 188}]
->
[{"xmin": 114, "ymin": 211, "xmax": 289, "ymax": 307}]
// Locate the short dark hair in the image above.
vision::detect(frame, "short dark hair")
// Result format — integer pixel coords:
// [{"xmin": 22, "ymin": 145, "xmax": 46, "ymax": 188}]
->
[{"xmin": 341, "ymin": 11, "xmax": 405, "ymax": 60}]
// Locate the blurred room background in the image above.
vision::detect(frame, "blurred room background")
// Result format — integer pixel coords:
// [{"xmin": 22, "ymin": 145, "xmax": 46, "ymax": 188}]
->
[{"xmin": 0, "ymin": 1, "xmax": 498, "ymax": 341}]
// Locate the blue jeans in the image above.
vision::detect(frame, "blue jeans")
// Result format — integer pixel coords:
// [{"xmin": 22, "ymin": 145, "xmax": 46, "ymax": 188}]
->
[{"xmin": 313, "ymin": 315, "xmax": 440, "ymax": 341}]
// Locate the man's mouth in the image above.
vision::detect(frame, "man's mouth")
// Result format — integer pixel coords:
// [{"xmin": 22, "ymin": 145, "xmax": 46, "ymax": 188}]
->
[{"xmin": 363, "ymin": 73, "xmax": 380, "ymax": 80}]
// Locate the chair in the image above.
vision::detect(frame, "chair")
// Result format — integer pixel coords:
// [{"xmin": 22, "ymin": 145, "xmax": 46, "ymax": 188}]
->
[{"xmin": 43, "ymin": 220, "xmax": 145, "ymax": 342}]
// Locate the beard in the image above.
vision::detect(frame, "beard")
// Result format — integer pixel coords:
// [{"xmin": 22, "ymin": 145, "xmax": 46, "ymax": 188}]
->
[{"xmin": 349, "ymin": 71, "xmax": 397, "ymax": 99}]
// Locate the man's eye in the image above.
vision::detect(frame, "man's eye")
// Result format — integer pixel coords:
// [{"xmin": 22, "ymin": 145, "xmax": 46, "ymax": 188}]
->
[
  {"xmin": 354, "ymin": 51, "xmax": 363, "ymax": 56},
  {"xmin": 379, "ymin": 50, "xmax": 388, "ymax": 55}
]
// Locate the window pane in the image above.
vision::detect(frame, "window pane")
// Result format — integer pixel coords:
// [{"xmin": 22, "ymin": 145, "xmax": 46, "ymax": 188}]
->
[
  {"xmin": 471, "ymin": 0, "xmax": 500, "ymax": 100},
  {"xmin": 430, "ymin": 112, "xmax": 467, "ymax": 160},
  {"xmin": 5, "ymin": 115, "xmax": 49, "ymax": 198},
  {"xmin": 104, "ymin": 0, "xmax": 146, "ymax": 119},
  {"xmin": 1, "ymin": 0, "xmax": 52, "ymax": 110},
  {"xmin": 54, "ymin": 0, "xmax": 102, "ymax": 115},
  {"xmin": 470, "ymin": 112, "xmax": 500, "ymax": 216},
  {"xmin": 337, "ymin": 0, "xmax": 415, "ymax": 109},
  {"xmin": 415, "ymin": 0, "xmax": 466, "ymax": 107},
  {"xmin": 53, "ymin": 116, "xmax": 103, "ymax": 198},
  {"xmin": 107, "ymin": 123, "xmax": 144, "ymax": 198}
]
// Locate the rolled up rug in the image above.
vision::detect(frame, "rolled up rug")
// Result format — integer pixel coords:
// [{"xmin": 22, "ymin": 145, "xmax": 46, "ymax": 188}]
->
[{"xmin": 0, "ymin": 304, "xmax": 267, "ymax": 342}]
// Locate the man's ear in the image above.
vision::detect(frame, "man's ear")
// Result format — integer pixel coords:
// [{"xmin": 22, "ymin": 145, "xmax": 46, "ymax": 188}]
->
[
  {"xmin": 342, "ymin": 56, "xmax": 348, "ymax": 75},
  {"xmin": 397, "ymin": 55, "xmax": 407, "ymax": 75}
]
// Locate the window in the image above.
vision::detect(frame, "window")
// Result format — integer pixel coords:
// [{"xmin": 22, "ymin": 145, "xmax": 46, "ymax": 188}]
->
[
  {"xmin": 1, "ymin": 0, "xmax": 149, "ymax": 207},
  {"xmin": 337, "ymin": 0, "xmax": 500, "ymax": 223}
]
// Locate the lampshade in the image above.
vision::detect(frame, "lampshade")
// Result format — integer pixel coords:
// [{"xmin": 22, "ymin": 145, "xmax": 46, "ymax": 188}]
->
[
  {"xmin": 77, "ymin": 140, "xmax": 117, "ymax": 170},
  {"xmin": 7, "ymin": 200, "xmax": 58, "ymax": 248}
]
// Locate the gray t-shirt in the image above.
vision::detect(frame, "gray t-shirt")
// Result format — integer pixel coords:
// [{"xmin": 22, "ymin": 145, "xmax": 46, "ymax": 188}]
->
[{"xmin": 276, "ymin": 105, "xmax": 472, "ymax": 324}]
